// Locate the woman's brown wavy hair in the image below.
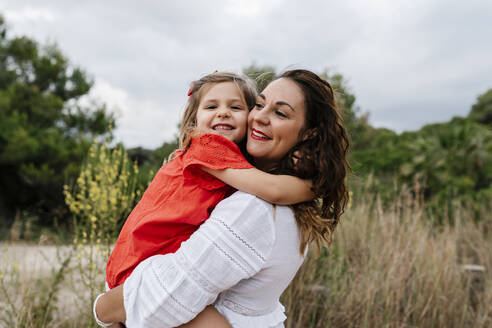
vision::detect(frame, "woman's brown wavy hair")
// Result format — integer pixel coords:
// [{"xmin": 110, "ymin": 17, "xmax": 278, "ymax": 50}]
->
[{"xmin": 273, "ymin": 69, "xmax": 350, "ymax": 253}]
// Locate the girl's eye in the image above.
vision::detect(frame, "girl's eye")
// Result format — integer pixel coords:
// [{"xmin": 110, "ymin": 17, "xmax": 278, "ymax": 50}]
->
[
  {"xmin": 275, "ymin": 110, "xmax": 288, "ymax": 118},
  {"xmin": 205, "ymin": 105, "xmax": 217, "ymax": 109},
  {"xmin": 231, "ymin": 105, "xmax": 242, "ymax": 110},
  {"xmin": 255, "ymin": 103, "xmax": 264, "ymax": 109}
]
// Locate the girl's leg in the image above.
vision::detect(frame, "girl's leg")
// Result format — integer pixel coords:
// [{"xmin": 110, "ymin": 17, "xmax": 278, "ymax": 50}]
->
[{"xmin": 178, "ymin": 305, "xmax": 231, "ymax": 328}]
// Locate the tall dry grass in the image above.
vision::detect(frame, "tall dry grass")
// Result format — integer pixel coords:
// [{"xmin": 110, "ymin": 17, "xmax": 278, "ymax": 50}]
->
[
  {"xmin": 1, "ymin": 188, "xmax": 490, "ymax": 327},
  {"xmin": 282, "ymin": 187, "xmax": 491, "ymax": 327}
]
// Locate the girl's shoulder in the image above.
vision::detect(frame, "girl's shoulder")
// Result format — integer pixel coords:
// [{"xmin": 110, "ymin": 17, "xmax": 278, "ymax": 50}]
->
[
  {"xmin": 184, "ymin": 133, "xmax": 252, "ymax": 171},
  {"xmin": 188, "ymin": 133, "xmax": 240, "ymax": 156},
  {"xmin": 179, "ymin": 135, "xmax": 252, "ymax": 191}
]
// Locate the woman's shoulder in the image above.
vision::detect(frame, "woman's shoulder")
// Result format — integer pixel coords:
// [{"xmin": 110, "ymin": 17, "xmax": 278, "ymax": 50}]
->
[
  {"xmin": 224, "ymin": 193, "xmax": 300, "ymax": 253},
  {"xmin": 213, "ymin": 191, "xmax": 276, "ymax": 220},
  {"xmin": 207, "ymin": 192, "xmax": 279, "ymax": 260},
  {"xmin": 210, "ymin": 192, "xmax": 298, "ymax": 250},
  {"xmin": 215, "ymin": 191, "xmax": 295, "ymax": 222},
  {"xmin": 221, "ymin": 191, "xmax": 295, "ymax": 215}
]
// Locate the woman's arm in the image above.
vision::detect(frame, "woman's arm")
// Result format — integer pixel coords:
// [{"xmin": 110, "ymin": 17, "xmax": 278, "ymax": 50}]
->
[
  {"xmin": 178, "ymin": 306, "xmax": 231, "ymax": 328},
  {"xmin": 202, "ymin": 167, "xmax": 314, "ymax": 205},
  {"xmin": 95, "ymin": 285, "xmax": 125, "ymax": 324},
  {"xmin": 95, "ymin": 288, "xmax": 231, "ymax": 328},
  {"xmin": 99, "ymin": 192, "xmax": 274, "ymax": 327}
]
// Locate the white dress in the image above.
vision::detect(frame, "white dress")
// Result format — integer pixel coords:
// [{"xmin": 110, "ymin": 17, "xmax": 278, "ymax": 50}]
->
[{"xmin": 123, "ymin": 191, "xmax": 304, "ymax": 328}]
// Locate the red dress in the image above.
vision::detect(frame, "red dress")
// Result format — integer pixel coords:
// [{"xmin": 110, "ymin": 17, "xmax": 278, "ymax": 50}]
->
[{"xmin": 106, "ymin": 134, "xmax": 253, "ymax": 288}]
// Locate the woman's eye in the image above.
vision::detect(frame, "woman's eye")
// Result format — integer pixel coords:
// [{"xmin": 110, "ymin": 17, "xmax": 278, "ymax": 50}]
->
[
  {"xmin": 275, "ymin": 110, "xmax": 287, "ymax": 118},
  {"xmin": 255, "ymin": 103, "xmax": 264, "ymax": 109}
]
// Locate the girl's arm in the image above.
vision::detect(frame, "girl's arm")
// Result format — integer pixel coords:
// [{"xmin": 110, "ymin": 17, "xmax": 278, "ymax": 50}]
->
[{"xmin": 202, "ymin": 167, "xmax": 314, "ymax": 205}]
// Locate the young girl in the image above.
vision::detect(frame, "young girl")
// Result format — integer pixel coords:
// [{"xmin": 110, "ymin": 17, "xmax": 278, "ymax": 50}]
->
[{"xmin": 104, "ymin": 72, "xmax": 314, "ymax": 291}]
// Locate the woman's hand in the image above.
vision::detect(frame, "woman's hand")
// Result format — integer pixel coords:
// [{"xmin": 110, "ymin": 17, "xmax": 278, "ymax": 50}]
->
[{"xmin": 94, "ymin": 285, "xmax": 126, "ymax": 325}]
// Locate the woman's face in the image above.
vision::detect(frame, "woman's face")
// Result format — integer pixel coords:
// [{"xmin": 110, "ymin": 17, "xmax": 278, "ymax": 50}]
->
[{"xmin": 247, "ymin": 78, "xmax": 306, "ymax": 170}]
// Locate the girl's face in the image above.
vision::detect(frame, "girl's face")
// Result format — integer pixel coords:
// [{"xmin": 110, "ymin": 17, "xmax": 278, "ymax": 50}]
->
[
  {"xmin": 195, "ymin": 82, "xmax": 249, "ymax": 144},
  {"xmin": 247, "ymin": 78, "xmax": 306, "ymax": 170}
]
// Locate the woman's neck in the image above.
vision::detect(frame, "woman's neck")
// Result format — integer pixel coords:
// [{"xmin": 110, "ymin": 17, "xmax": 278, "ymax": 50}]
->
[{"xmin": 253, "ymin": 159, "xmax": 278, "ymax": 173}]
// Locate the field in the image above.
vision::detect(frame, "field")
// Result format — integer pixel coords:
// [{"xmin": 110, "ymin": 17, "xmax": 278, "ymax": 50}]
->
[
  {"xmin": 0, "ymin": 244, "xmax": 106, "ymax": 327},
  {"xmin": 1, "ymin": 192, "xmax": 491, "ymax": 328}
]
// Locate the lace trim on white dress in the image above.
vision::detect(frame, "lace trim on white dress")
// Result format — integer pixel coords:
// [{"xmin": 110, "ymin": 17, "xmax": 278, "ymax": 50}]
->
[{"xmin": 215, "ymin": 299, "xmax": 286, "ymax": 328}]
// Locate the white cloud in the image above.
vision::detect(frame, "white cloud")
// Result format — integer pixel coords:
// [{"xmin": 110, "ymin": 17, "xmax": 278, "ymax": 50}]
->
[
  {"xmin": 88, "ymin": 80, "xmax": 181, "ymax": 149},
  {"xmin": 224, "ymin": 0, "xmax": 281, "ymax": 18},
  {"xmin": 225, "ymin": 0, "xmax": 261, "ymax": 17},
  {"xmin": 1, "ymin": 0, "xmax": 491, "ymax": 144},
  {"xmin": 4, "ymin": 6, "xmax": 58, "ymax": 23}
]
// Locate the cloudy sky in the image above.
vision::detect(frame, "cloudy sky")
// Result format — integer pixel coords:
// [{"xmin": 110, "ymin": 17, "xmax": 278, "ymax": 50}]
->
[{"xmin": 1, "ymin": 0, "xmax": 491, "ymax": 148}]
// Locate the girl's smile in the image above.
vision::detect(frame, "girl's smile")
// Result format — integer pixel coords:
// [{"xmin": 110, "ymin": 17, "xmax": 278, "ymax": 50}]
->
[{"xmin": 195, "ymin": 82, "xmax": 249, "ymax": 144}]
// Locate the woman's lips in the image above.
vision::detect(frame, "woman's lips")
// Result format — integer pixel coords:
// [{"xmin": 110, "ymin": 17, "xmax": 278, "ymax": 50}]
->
[{"xmin": 250, "ymin": 128, "xmax": 271, "ymax": 140}]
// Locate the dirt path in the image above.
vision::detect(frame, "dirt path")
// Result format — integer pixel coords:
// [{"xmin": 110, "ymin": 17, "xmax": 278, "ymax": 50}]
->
[
  {"xmin": 0, "ymin": 243, "xmax": 107, "ymax": 326},
  {"xmin": 1, "ymin": 243, "xmax": 72, "ymax": 278}
]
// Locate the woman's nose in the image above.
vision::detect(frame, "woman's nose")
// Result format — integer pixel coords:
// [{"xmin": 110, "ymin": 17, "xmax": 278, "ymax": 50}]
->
[{"xmin": 252, "ymin": 106, "xmax": 269, "ymax": 124}]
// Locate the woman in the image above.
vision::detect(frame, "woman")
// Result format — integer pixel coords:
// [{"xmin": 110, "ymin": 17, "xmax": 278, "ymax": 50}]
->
[{"xmin": 95, "ymin": 69, "xmax": 350, "ymax": 327}]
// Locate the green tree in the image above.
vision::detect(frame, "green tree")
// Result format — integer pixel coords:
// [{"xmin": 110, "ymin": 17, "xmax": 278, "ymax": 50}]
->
[
  {"xmin": 318, "ymin": 70, "xmax": 374, "ymax": 151},
  {"xmin": 469, "ymin": 88, "xmax": 492, "ymax": 126},
  {"xmin": 0, "ymin": 16, "xmax": 114, "ymax": 232},
  {"xmin": 242, "ymin": 63, "xmax": 276, "ymax": 92}
]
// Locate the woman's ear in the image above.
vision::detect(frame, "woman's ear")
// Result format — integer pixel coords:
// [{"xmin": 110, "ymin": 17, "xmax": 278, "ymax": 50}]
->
[{"xmin": 292, "ymin": 150, "xmax": 301, "ymax": 165}]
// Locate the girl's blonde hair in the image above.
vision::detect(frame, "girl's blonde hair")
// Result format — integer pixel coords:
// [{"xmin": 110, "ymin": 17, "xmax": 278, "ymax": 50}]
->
[{"xmin": 179, "ymin": 72, "xmax": 257, "ymax": 150}]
